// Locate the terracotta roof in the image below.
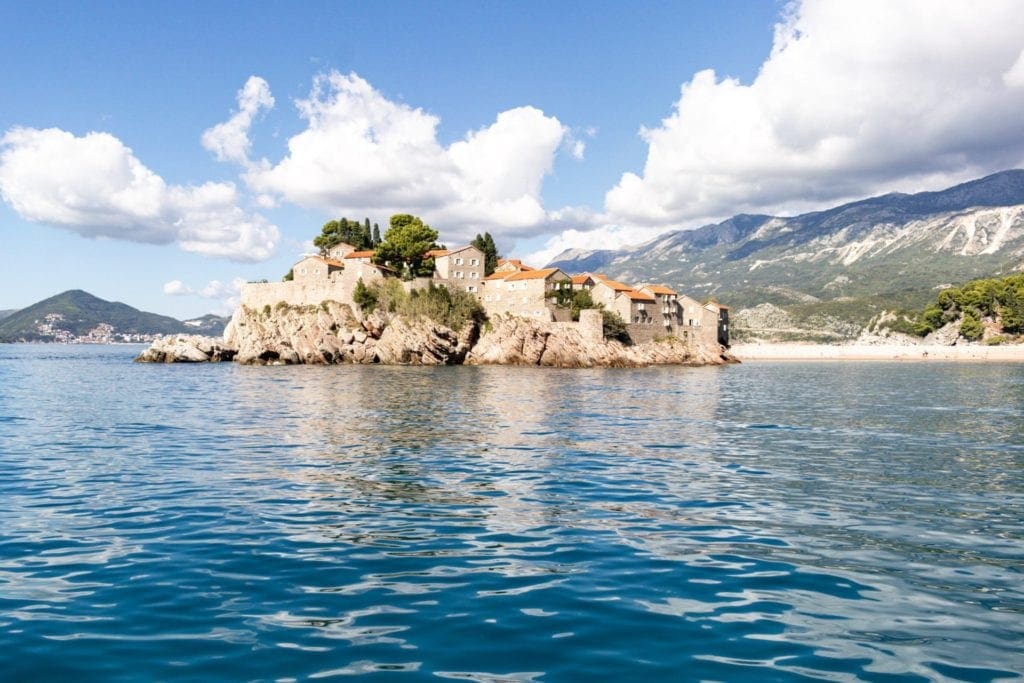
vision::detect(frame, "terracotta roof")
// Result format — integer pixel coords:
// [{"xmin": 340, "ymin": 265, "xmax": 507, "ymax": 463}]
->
[
  {"xmin": 571, "ymin": 274, "xmax": 595, "ymax": 285},
  {"xmin": 298, "ymin": 255, "xmax": 344, "ymax": 267},
  {"xmin": 424, "ymin": 249, "xmax": 449, "ymax": 257},
  {"xmin": 704, "ymin": 302, "xmax": 731, "ymax": 310},
  {"xmin": 483, "ymin": 271, "xmax": 512, "ymax": 281},
  {"xmin": 624, "ymin": 291, "xmax": 656, "ymax": 302},
  {"xmin": 504, "ymin": 267, "xmax": 567, "ymax": 282},
  {"xmin": 496, "ymin": 258, "xmax": 534, "ymax": 271},
  {"xmin": 344, "ymin": 250, "xmax": 375, "ymax": 259},
  {"xmin": 642, "ymin": 284, "xmax": 677, "ymax": 295},
  {"xmin": 594, "ymin": 274, "xmax": 633, "ymax": 291}
]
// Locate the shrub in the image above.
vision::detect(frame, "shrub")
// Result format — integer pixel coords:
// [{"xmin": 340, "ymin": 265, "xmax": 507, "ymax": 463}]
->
[
  {"xmin": 353, "ymin": 278, "xmax": 378, "ymax": 312},
  {"xmin": 960, "ymin": 312, "xmax": 984, "ymax": 341},
  {"xmin": 601, "ymin": 310, "xmax": 630, "ymax": 343},
  {"xmin": 984, "ymin": 335, "xmax": 1008, "ymax": 346}
]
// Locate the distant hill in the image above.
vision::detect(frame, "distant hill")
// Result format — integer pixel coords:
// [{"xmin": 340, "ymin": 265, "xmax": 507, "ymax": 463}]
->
[
  {"xmin": 0, "ymin": 290, "xmax": 224, "ymax": 342},
  {"xmin": 548, "ymin": 169, "xmax": 1024, "ymax": 341},
  {"xmin": 0, "ymin": 309, "xmax": 14, "ymax": 321},
  {"xmin": 181, "ymin": 314, "xmax": 230, "ymax": 335}
]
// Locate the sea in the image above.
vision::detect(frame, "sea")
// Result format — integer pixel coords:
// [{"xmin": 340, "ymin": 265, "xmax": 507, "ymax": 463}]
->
[{"xmin": 0, "ymin": 344, "xmax": 1021, "ymax": 682}]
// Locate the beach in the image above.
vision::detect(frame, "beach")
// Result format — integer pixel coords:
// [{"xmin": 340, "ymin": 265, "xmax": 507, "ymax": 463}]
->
[{"xmin": 730, "ymin": 342, "xmax": 1024, "ymax": 361}]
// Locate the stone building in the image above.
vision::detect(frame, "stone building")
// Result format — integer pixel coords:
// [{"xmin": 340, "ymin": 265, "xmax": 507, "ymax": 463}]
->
[
  {"xmin": 480, "ymin": 267, "xmax": 572, "ymax": 321},
  {"xmin": 432, "ymin": 245, "xmax": 486, "ymax": 293},
  {"xmin": 293, "ymin": 255, "xmax": 344, "ymax": 282}
]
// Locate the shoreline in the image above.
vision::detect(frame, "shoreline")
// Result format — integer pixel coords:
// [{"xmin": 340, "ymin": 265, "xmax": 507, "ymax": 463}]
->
[{"xmin": 730, "ymin": 342, "xmax": 1024, "ymax": 362}]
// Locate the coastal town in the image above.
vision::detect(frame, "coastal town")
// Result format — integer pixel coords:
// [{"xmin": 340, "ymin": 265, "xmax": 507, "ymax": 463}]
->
[{"xmin": 242, "ymin": 237, "xmax": 730, "ymax": 349}]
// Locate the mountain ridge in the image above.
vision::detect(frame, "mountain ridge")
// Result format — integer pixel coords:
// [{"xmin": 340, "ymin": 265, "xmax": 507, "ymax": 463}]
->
[
  {"xmin": 0, "ymin": 290, "xmax": 229, "ymax": 342},
  {"xmin": 548, "ymin": 170, "xmax": 1024, "ymax": 340}
]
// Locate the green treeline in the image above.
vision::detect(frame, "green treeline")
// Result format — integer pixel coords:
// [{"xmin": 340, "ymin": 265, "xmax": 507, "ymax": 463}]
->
[{"xmin": 889, "ymin": 273, "xmax": 1024, "ymax": 340}]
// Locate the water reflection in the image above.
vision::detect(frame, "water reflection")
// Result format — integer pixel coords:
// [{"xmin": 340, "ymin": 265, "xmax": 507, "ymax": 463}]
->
[{"xmin": 1, "ymin": 347, "xmax": 1022, "ymax": 681}]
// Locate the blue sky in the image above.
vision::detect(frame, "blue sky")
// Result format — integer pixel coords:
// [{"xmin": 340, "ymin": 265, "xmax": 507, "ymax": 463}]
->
[{"xmin": 2, "ymin": 1, "xmax": 1023, "ymax": 318}]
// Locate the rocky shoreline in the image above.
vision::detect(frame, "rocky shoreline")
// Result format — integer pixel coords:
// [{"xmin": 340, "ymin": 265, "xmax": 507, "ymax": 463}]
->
[{"xmin": 135, "ymin": 301, "xmax": 736, "ymax": 368}]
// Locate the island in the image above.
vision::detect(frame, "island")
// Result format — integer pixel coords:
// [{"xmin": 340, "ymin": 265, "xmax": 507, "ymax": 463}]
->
[{"xmin": 137, "ymin": 215, "xmax": 734, "ymax": 368}]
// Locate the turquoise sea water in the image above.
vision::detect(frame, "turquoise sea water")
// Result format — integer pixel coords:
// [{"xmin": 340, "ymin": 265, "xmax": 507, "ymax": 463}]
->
[{"xmin": 0, "ymin": 344, "xmax": 1021, "ymax": 681}]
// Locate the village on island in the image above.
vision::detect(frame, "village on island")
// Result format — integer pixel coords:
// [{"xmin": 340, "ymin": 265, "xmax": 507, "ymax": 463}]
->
[{"xmin": 239, "ymin": 215, "xmax": 730, "ymax": 351}]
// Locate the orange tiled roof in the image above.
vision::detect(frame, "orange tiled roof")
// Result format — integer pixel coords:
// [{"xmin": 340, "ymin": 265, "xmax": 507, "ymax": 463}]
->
[
  {"xmin": 344, "ymin": 250, "xmax": 375, "ymax": 259},
  {"xmin": 642, "ymin": 284, "xmax": 677, "ymax": 295},
  {"xmin": 496, "ymin": 258, "xmax": 534, "ymax": 272},
  {"xmin": 504, "ymin": 267, "xmax": 565, "ymax": 281},
  {"xmin": 571, "ymin": 274, "xmax": 595, "ymax": 285},
  {"xmin": 483, "ymin": 271, "xmax": 512, "ymax": 281},
  {"xmin": 625, "ymin": 291, "xmax": 656, "ymax": 302},
  {"xmin": 704, "ymin": 301, "xmax": 731, "ymax": 310},
  {"xmin": 424, "ymin": 249, "xmax": 449, "ymax": 257},
  {"xmin": 595, "ymin": 274, "xmax": 633, "ymax": 291},
  {"xmin": 298, "ymin": 255, "xmax": 344, "ymax": 267}
]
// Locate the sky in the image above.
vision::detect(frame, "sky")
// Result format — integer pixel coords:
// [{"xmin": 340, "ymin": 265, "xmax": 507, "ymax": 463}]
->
[{"xmin": 2, "ymin": 0, "xmax": 1024, "ymax": 318}]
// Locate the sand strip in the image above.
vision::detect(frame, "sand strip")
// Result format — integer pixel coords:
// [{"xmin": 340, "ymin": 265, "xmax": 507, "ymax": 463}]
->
[{"xmin": 730, "ymin": 343, "xmax": 1024, "ymax": 361}]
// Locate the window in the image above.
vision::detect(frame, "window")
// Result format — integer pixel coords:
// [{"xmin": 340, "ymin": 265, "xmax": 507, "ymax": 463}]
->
[
  {"xmin": 470, "ymin": 272, "xmax": 478, "ymax": 279},
  {"xmin": 456, "ymin": 271, "xmax": 464, "ymax": 279},
  {"xmin": 467, "ymin": 285, "xmax": 477, "ymax": 292},
  {"xmin": 470, "ymin": 258, "xmax": 479, "ymax": 266},
  {"xmin": 455, "ymin": 257, "xmax": 463, "ymax": 265}
]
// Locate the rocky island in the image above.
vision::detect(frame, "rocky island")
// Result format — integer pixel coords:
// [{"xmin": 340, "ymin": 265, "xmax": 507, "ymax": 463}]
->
[{"xmin": 137, "ymin": 215, "xmax": 735, "ymax": 368}]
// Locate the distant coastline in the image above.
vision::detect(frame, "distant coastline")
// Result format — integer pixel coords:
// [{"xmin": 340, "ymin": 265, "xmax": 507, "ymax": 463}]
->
[{"xmin": 730, "ymin": 342, "xmax": 1024, "ymax": 362}]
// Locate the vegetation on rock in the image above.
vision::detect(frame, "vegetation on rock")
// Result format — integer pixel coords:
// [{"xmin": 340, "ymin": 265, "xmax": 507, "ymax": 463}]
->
[{"xmin": 880, "ymin": 273, "xmax": 1024, "ymax": 340}]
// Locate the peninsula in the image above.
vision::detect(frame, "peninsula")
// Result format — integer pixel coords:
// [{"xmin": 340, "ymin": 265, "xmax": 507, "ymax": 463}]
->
[{"xmin": 138, "ymin": 215, "xmax": 734, "ymax": 367}]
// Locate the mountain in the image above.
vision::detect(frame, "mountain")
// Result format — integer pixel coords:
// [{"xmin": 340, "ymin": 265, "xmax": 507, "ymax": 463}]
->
[
  {"xmin": 548, "ymin": 170, "xmax": 1024, "ymax": 341},
  {"xmin": 181, "ymin": 314, "xmax": 230, "ymax": 335},
  {"xmin": 0, "ymin": 309, "xmax": 14, "ymax": 321},
  {"xmin": 0, "ymin": 290, "xmax": 220, "ymax": 343}
]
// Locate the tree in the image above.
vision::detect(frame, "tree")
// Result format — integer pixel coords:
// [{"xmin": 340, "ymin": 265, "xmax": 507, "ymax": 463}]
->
[
  {"xmin": 960, "ymin": 311, "xmax": 984, "ymax": 341},
  {"xmin": 374, "ymin": 214, "xmax": 440, "ymax": 278},
  {"xmin": 313, "ymin": 217, "xmax": 373, "ymax": 254},
  {"xmin": 352, "ymin": 278, "xmax": 377, "ymax": 312},
  {"xmin": 472, "ymin": 232, "xmax": 500, "ymax": 275},
  {"xmin": 282, "ymin": 268, "xmax": 294, "ymax": 282},
  {"xmin": 372, "ymin": 223, "xmax": 381, "ymax": 246}
]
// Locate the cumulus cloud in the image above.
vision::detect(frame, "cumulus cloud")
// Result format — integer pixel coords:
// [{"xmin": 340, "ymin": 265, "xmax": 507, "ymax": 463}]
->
[
  {"xmin": 163, "ymin": 280, "xmax": 193, "ymax": 295},
  {"xmin": 164, "ymin": 276, "xmax": 247, "ymax": 313},
  {"xmin": 201, "ymin": 76, "xmax": 274, "ymax": 164},
  {"xmin": 239, "ymin": 71, "xmax": 568, "ymax": 243},
  {"xmin": 0, "ymin": 127, "xmax": 279, "ymax": 261},
  {"xmin": 604, "ymin": 0, "xmax": 1024, "ymax": 228}
]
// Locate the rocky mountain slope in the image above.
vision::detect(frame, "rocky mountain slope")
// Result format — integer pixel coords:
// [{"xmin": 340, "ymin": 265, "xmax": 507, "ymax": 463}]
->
[
  {"xmin": 549, "ymin": 170, "xmax": 1024, "ymax": 341},
  {"xmin": 0, "ymin": 290, "xmax": 229, "ymax": 342}
]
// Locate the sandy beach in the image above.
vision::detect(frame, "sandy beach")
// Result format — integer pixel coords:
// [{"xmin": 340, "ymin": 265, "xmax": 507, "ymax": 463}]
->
[{"xmin": 730, "ymin": 342, "xmax": 1024, "ymax": 362}]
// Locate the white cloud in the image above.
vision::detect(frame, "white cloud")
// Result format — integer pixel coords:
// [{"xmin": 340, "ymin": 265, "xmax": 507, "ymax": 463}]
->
[
  {"xmin": 0, "ymin": 127, "xmax": 279, "ymax": 261},
  {"xmin": 164, "ymin": 276, "xmax": 247, "ymax": 314},
  {"xmin": 201, "ymin": 76, "xmax": 274, "ymax": 165},
  {"xmin": 604, "ymin": 0, "xmax": 1024, "ymax": 228},
  {"xmin": 241, "ymin": 71, "xmax": 568, "ymax": 243},
  {"xmin": 163, "ymin": 280, "xmax": 193, "ymax": 295}
]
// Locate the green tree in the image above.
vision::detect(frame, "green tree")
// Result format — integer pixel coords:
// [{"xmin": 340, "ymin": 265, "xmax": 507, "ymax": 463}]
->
[
  {"xmin": 601, "ymin": 309, "xmax": 630, "ymax": 343},
  {"xmin": 960, "ymin": 311, "xmax": 984, "ymax": 341},
  {"xmin": 374, "ymin": 214, "xmax": 440, "ymax": 278},
  {"xmin": 313, "ymin": 217, "xmax": 374, "ymax": 253},
  {"xmin": 352, "ymin": 278, "xmax": 378, "ymax": 312},
  {"xmin": 471, "ymin": 232, "xmax": 500, "ymax": 276},
  {"xmin": 570, "ymin": 289, "xmax": 599, "ymax": 321},
  {"xmin": 282, "ymin": 268, "xmax": 294, "ymax": 282},
  {"xmin": 372, "ymin": 223, "xmax": 381, "ymax": 246}
]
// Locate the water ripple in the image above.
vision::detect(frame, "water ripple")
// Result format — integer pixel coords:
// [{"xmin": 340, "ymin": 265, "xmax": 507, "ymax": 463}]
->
[{"xmin": 0, "ymin": 347, "xmax": 1021, "ymax": 681}]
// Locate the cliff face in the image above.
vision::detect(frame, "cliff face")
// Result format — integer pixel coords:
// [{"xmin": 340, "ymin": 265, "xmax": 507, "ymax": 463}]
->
[
  {"xmin": 136, "ymin": 301, "xmax": 733, "ymax": 367},
  {"xmin": 466, "ymin": 316, "xmax": 734, "ymax": 367},
  {"xmin": 221, "ymin": 302, "xmax": 477, "ymax": 365}
]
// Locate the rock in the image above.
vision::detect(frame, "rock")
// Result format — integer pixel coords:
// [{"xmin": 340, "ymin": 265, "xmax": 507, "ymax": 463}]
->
[
  {"xmin": 134, "ymin": 335, "xmax": 237, "ymax": 363},
  {"xmin": 466, "ymin": 315, "xmax": 734, "ymax": 367},
  {"xmin": 139, "ymin": 301, "xmax": 732, "ymax": 368}
]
